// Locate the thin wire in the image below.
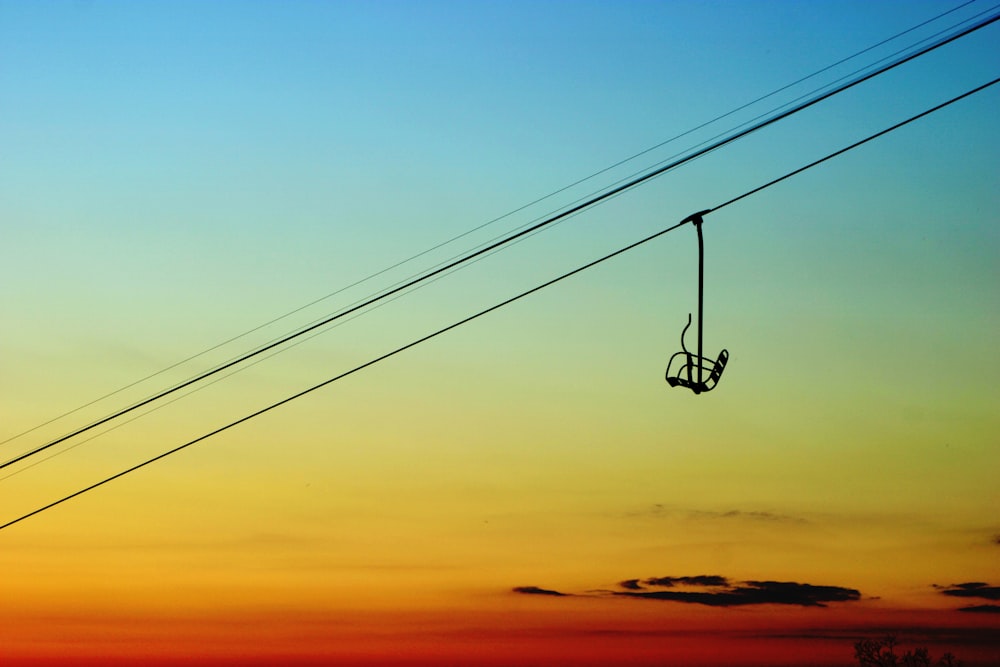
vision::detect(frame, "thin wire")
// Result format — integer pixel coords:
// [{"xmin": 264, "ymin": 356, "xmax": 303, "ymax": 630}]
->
[
  {"xmin": 3, "ymin": 74, "xmax": 996, "ymax": 532},
  {"xmin": 4, "ymin": 182, "xmax": 632, "ymax": 480},
  {"xmin": 5, "ymin": 11, "xmax": 997, "ymax": 474},
  {"xmin": 63, "ymin": 0, "xmax": 994, "ymax": 442},
  {"xmin": 3, "ymin": 0, "xmax": 986, "ymax": 451},
  {"xmin": 0, "ymin": 268, "xmax": 447, "ymax": 483},
  {"xmin": 7, "ymin": 4, "xmax": 991, "ymax": 471},
  {"xmin": 0, "ymin": 204, "xmax": 604, "ymax": 482},
  {"xmin": 0, "ymin": 224, "xmax": 688, "ymax": 533},
  {"xmin": 712, "ymin": 80, "xmax": 1000, "ymax": 212}
]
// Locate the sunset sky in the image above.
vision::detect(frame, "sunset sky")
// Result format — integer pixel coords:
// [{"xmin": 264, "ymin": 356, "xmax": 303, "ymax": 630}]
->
[{"xmin": 1, "ymin": 1, "xmax": 998, "ymax": 665}]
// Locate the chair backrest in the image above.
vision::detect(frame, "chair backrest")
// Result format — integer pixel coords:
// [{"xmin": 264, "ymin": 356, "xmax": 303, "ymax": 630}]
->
[
  {"xmin": 706, "ymin": 349, "xmax": 729, "ymax": 387},
  {"xmin": 665, "ymin": 349, "xmax": 728, "ymax": 394}
]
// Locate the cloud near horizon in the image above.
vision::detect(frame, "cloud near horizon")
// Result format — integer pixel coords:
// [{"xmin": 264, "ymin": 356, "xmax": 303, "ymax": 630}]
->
[
  {"xmin": 690, "ymin": 509, "xmax": 806, "ymax": 523},
  {"xmin": 631, "ymin": 505, "xmax": 805, "ymax": 523},
  {"xmin": 615, "ymin": 579, "xmax": 860, "ymax": 607},
  {"xmin": 514, "ymin": 574, "xmax": 860, "ymax": 608},
  {"xmin": 956, "ymin": 604, "xmax": 1000, "ymax": 614},
  {"xmin": 642, "ymin": 575, "xmax": 730, "ymax": 588},
  {"xmin": 935, "ymin": 582, "xmax": 1000, "ymax": 601},
  {"xmin": 511, "ymin": 586, "xmax": 568, "ymax": 597}
]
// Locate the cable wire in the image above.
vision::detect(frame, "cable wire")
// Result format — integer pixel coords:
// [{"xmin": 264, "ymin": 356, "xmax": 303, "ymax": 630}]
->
[
  {"xmin": 3, "ymin": 1, "xmax": 990, "ymax": 452},
  {"xmin": 5, "ymin": 10, "xmax": 997, "ymax": 475},
  {"xmin": 3, "ymin": 73, "xmax": 996, "ymax": 532},
  {"xmin": 2, "ymin": 158, "xmax": 637, "ymax": 479}
]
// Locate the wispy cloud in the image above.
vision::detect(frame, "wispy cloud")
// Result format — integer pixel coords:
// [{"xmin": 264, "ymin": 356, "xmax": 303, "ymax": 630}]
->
[
  {"xmin": 627, "ymin": 504, "xmax": 807, "ymax": 524},
  {"xmin": 511, "ymin": 586, "xmax": 569, "ymax": 597},
  {"xmin": 689, "ymin": 509, "xmax": 807, "ymax": 523}
]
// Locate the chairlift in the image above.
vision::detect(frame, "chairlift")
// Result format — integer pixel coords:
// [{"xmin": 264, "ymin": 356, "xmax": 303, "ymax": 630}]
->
[{"xmin": 665, "ymin": 210, "xmax": 729, "ymax": 394}]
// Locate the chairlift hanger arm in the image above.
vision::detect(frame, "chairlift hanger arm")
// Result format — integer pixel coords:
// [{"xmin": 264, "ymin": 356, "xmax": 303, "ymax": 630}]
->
[{"xmin": 664, "ymin": 208, "xmax": 728, "ymax": 395}]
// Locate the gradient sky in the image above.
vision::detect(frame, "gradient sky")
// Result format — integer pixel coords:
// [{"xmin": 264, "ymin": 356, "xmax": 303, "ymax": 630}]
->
[{"xmin": 1, "ymin": 1, "xmax": 998, "ymax": 665}]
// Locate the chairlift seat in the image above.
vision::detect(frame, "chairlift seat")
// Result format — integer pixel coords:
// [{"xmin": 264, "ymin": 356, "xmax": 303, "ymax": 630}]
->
[{"xmin": 665, "ymin": 349, "xmax": 728, "ymax": 395}]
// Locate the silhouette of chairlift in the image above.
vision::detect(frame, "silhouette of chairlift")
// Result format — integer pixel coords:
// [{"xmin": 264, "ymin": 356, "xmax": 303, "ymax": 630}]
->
[{"xmin": 665, "ymin": 210, "xmax": 729, "ymax": 395}]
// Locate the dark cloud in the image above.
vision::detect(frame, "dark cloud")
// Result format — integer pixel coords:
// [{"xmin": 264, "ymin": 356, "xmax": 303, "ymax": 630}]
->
[
  {"xmin": 643, "ymin": 575, "xmax": 729, "ymax": 588},
  {"xmin": 515, "ymin": 573, "xmax": 860, "ymax": 608},
  {"xmin": 512, "ymin": 586, "xmax": 568, "ymax": 597},
  {"xmin": 615, "ymin": 579, "xmax": 860, "ymax": 607},
  {"xmin": 993, "ymin": 534, "xmax": 1000, "ymax": 545},
  {"xmin": 957, "ymin": 604, "xmax": 1000, "ymax": 614},
  {"xmin": 936, "ymin": 582, "xmax": 1000, "ymax": 601}
]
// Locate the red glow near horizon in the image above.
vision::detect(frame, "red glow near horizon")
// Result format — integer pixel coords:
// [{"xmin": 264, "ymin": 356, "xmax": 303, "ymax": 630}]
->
[{"xmin": 2, "ymin": 602, "xmax": 998, "ymax": 667}]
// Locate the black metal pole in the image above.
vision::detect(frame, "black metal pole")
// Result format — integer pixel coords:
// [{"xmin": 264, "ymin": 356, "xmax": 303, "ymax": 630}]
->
[{"xmin": 694, "ymin": 217, "xmax": 705, "ymax": 386}]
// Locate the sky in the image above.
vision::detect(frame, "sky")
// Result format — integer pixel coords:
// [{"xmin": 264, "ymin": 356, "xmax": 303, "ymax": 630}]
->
[{"xmin": 1, "ymin": 1, "xmax": 998, "ymax": 665}]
